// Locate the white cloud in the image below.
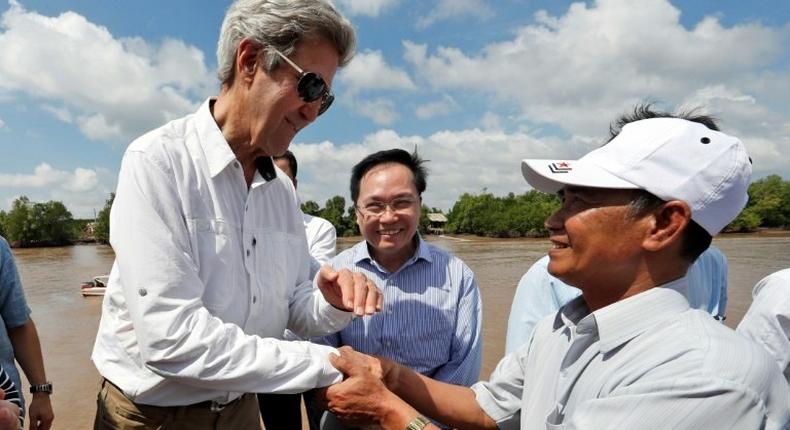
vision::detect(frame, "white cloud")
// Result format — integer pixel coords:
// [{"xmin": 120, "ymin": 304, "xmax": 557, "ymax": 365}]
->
[
  {"xmin": 339, "ymin": 50, "xmax": 415, "ymax": 95},
  {"xmin": 0, "ymin": 163, "xmax": 102, "ymax": 191},
  {"xmin": 681, "ymin": 85, "xmax": 790, "ymax": 177},
  {"xmin": 417, "ymin": 0, "xmax": 494, "ymax": 29},
  {"xmin": 336, "ymin": 0, "xmax": 399, "ymax": 17},
  {"xmin": 42, "ymin": 105, "xmax": 73, "ymax": 123},
  {"xmin": 414, "ymin": 94, "xmax": 458, "ymax": 119},
  {"xmin": 0, "ymin": 163, "xmax": 112, "ymax": 218},
  {"xmin": 0, "ymin": 2, "xmax": 214, "ymax": 143},
  {"xmin": 401, "ymin": 0, "xmax": 790, "ymax": 178},
  {"xmin": 351, "ymin": 98, "xmax": 400, "ymax": 125},
  {"xmin": 480, "ymin": 112, "xmax": 502, "ymax": 130},
  {"xmin": 291, "ymin": 127, "xmax": 597, "ymax": 211},
  {"xmin": 0, "ymin": 117, "xmax": 4, "ymax": 128}
]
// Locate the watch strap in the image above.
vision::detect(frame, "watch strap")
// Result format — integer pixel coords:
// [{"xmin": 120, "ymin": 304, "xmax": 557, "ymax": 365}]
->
[
  {"xmin": 29, "ymin": 382, "xmax": 53, "ymax": 394},
  {"xmin": 405, "ymin": 416, "xmax": 429, "ymax": 430}
]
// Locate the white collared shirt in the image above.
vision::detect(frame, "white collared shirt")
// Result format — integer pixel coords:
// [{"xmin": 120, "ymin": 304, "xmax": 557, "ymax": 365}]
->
[
  {"xmin": 303, "ymin": 213, "xmax": 336, "ymax": 274},
  {"xmin": 474, "ymin": 278, "xmax": 790, "ymax": 429},
  {"xmin": 737, "ymin": 268, "xmax": 790, "ymax": 381},
  {"xmin": 91, "ymin": 98, "xmax": 352, "ymax": 407}
]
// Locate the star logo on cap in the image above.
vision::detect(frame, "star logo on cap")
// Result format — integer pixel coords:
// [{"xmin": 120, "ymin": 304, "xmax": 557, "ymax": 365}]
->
[{"xmin": 549, "ymin": 162, "xmax": 572, "ymax": 174}]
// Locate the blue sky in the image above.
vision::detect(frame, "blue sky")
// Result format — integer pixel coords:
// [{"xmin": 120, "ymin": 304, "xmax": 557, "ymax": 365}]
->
[{"xmin": 0, "ymin": 0, "xmax": 788, "ymax": 218}]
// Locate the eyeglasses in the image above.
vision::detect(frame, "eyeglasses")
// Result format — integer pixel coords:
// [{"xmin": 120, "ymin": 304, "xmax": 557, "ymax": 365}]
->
[
  {"xmin": 356, "ymin": 197, "xmax": 419, "ymax": 218},
  {"xmin": 270, "ymin": 47, "xmax": 334, "ymax": 116}
]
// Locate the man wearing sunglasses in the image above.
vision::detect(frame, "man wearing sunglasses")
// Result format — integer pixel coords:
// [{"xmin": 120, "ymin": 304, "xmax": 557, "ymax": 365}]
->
[
  {"xmin": 309, "ymin": 149, "xmax": 482, "ymax": 429},
  {"xmin": 92, "ymin": 1, "xmax": 382, "ymax": 429}
]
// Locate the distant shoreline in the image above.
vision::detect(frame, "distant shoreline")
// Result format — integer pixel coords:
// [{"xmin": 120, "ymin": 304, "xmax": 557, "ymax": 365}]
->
[{"xmin": 9, "ymin": 228, "xmax": 790, "ymax": 249}]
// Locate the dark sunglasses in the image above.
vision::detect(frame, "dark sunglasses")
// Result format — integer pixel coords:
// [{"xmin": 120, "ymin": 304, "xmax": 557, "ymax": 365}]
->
[{"xmin": 270, "ymin": 47, "xmax": 334, "ymax": 116}]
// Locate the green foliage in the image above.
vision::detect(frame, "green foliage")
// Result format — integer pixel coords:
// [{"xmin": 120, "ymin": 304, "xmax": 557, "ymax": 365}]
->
[
  {"xmin": 1, "ymin": 196, "xmax": 75, "ymax": 247},
  {"xmin": 301, "ymin": 200, "xmax": 320, "ymax": 216},
  {"xmin": 446, "ymin": 191, "xmax": 560, "ymax": 237},
  {"xmin": 0, "ymin": 176, "xmax": 788, "ymax": 246},
  {"xmin": 94, "ymin": 193, "xmax": 115, "ymax": 244},
  {"xmin": 727, "ymin": 175, "xmax": 790, "ymax": 232}
]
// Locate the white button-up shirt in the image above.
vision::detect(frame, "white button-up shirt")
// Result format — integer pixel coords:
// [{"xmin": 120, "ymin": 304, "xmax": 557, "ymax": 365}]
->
[
  {"xmin": 474, "ymin": 278, "xmax": 790, "ymax": 429},
  {"xmin": 737, "ymin": 268, "xmax": 790, "ymax": 381},
  {"xmin": 92, "ymin": 98, "xmax": 352, "ymax": 407}
]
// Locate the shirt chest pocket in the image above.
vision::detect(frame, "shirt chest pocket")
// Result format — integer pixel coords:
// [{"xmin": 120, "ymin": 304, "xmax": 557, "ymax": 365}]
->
[
  {"xmin": 186, "ymin": 218, "xmax": 238, "ymax": 314},
  {"xmin": 251, "ymin": 230, "xmax": 306, "ymax": 306}
]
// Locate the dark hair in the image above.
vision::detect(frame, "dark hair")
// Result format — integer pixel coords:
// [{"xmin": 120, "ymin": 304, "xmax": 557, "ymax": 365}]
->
[
  {"xmin": 350, "ymin": 149, "xmax": 428, "ymax": 203},
  {"xmin": 612, "ymin": 104, "xmax": 716, "ymax": 262},
  {"xmin": 273, "ymin": 150, "xmax": 298, "ymax": 178}
]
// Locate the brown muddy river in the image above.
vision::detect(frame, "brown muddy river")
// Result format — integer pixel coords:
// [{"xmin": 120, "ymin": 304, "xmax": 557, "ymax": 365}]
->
[{"xmin": 10, "ymin": 234, "xmax": 790, "ymax": 429}]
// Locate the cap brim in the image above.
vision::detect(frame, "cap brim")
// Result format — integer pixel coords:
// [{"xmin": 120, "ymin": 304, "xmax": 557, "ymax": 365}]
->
[{"xmin": 521, "ymin": 159, "xmax": 640, "ymax": 193}]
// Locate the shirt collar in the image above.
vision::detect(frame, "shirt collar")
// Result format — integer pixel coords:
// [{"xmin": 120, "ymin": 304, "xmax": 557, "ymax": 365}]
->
[
  {"xmin": 352, "ymin": 235, "xmax": 432, "ymax": 272},
  {"xmin": 554, "ymin": 277, "xmax": 691, "ymax": 353},
  {"xmin": 195, "ymin": 97, "xmax": 237, "ymax": 178}
]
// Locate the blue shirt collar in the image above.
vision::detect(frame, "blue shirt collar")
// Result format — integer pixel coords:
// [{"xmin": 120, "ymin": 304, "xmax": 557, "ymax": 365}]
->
[{"xmin": 352, "ymin": 235, "xmax": 432, "ymax": 274}]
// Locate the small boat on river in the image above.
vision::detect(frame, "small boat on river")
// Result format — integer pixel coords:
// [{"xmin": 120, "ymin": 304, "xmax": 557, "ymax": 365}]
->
[{"xmin": 81, "ymin": 275, "xmax": 109, "ymax": 297}]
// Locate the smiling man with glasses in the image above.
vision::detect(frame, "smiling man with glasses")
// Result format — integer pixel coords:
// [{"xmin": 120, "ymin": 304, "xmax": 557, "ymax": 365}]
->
[{"xmin": 308, "ymin": 149, "xmax": 483, "ymax": 430}]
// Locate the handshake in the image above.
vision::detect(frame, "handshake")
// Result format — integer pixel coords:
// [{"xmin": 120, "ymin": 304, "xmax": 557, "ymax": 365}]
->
[{"xmin": 316, "ymin": 346, "xmax": 426, "ymax": 430}]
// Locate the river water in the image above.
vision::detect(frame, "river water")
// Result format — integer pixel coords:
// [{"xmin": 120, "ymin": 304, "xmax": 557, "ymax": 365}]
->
[{"xmin": 10, "ymin": 234, "xmax": 790, "ymax": 429}]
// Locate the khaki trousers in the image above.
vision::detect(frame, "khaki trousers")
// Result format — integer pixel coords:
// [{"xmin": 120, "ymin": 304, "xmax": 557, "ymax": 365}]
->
[{"xmin": 93, "ymin": 379, "xmax": 262, "ymax": 430}]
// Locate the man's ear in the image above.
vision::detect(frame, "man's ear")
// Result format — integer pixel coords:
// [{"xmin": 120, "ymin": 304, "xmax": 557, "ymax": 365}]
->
[
  {"xmin": 235, "ymin": 38, "xmax": 262, "ymax": 80},
  {"xmin": 643, "ymin": 200, "xmax": 691, "ymax": 252}
]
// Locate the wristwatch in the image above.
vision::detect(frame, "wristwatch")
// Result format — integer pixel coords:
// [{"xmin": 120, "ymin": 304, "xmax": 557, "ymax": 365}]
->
[
  {"xmin": 405, "ymin": 416, "xmax": 429, "ymax": 430},
  {"xmin": 29, "ymin": 382, "xmax": 53, "ymax": 394}
]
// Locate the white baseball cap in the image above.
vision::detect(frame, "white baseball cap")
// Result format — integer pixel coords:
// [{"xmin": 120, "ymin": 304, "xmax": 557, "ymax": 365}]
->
[{"xmin": 521, "ymin": 117, "xmax": 752, "ymax": 235}]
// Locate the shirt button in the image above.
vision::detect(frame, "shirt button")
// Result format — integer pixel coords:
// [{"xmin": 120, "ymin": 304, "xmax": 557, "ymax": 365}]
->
[
  {"xmin": 234, "ymin": 161, "xmax": 240, "ymax": 168},
  {"xmin": 252, "ymin": 296, "xmax": 257, "ymax": 303},
  {"xmin": 138, "ymin": 288, "xmax": 147, "ymax": 297},
  {"xmin": 246, "ymin": 249, "xmax": 250, "ymax": 257},
  {"xmin": 252, "ymin": 237, "xmax": 257, "ymax": 246},
  {"xmin": 385, "ymin": 341, "xmax": 391, "ymax": 347}
]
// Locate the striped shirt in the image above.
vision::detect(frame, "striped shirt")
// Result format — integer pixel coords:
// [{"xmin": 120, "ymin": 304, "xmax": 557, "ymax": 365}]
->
[
  {"xmin": 317, "ymin": 238, "xmax": 482, "ymax": 385},
  {"xmin": 474, "ymin": 278, "xmax": 790, "ymax": 429},
  {"xmin": 0, "ymin": 364, "xmax": 22, "ymax": 429}
]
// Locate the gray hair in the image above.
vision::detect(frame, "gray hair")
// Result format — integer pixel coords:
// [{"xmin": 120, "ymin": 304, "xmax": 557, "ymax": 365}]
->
[{"xmin": 216, "ymin": 0, "xmax": 356, "ymax": 85}]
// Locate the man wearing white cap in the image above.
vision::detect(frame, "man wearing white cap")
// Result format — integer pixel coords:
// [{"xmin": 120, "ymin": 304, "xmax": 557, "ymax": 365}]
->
[{"xmin": 316, "ymin": 105, "xmax": 790, "ymax": 430}]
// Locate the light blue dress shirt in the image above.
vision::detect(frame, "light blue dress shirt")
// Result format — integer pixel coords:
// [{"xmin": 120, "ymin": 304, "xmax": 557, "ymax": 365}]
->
[
  {"xmin": 506, "ymin": 245, "xmax": 728, "ymax": 354},
  {"xmin": 0, "ymin": 236, "xmax": 31, "ymax": 411},
  {"xmin": 317, "ymin": 238, "xmax": 482, "ymax": 384}
]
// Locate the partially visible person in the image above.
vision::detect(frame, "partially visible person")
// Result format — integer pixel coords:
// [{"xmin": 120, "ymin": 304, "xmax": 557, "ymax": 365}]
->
[
  {"xmin": 314, "ymin": 149, "xmax": 482, "ymax": 429},
  {"xmin": 320, "ymin": 106, "xmax": 790, "ymax": 429},
  {"xmin": 275, "ymin": 150, "xmax": 337, "ymax": 274},
  {"xmin": 0, "ymin": 236, "xmax": 53, "ymax": 430},
  {"xmin": 259, "ymin": 151, "xmax": 339, "ymax": 429},
  {"xmin": 737, "ymin": 268, "xmax": 790, "ymax": 381},
  {"xmin": 506, "ymin": 245, "xmax": 729, "ymax": 353},
  {"xmin": 0, "ymin": 364, "xmax": 22, "ymax": 429},
  {"xmin": 91, "ymin": 1, "xmax": 382, "ymax": 429}
]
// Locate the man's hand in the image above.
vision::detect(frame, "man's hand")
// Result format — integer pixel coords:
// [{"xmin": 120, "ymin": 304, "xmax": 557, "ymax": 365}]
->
[
  {"xmin": 317, "ymin": 267, "xmax": 383, "ymax": 317},
  {"xmin": 28, "ymin": 394, "xmax": 53, "ymax": 430},
  {"xmin": 0, "ymin": 390, "xmax": 19, "ymax": 430},
  {"xmin": 321, "ymin": 346, "xmax": 420, "ymax": 428}
]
